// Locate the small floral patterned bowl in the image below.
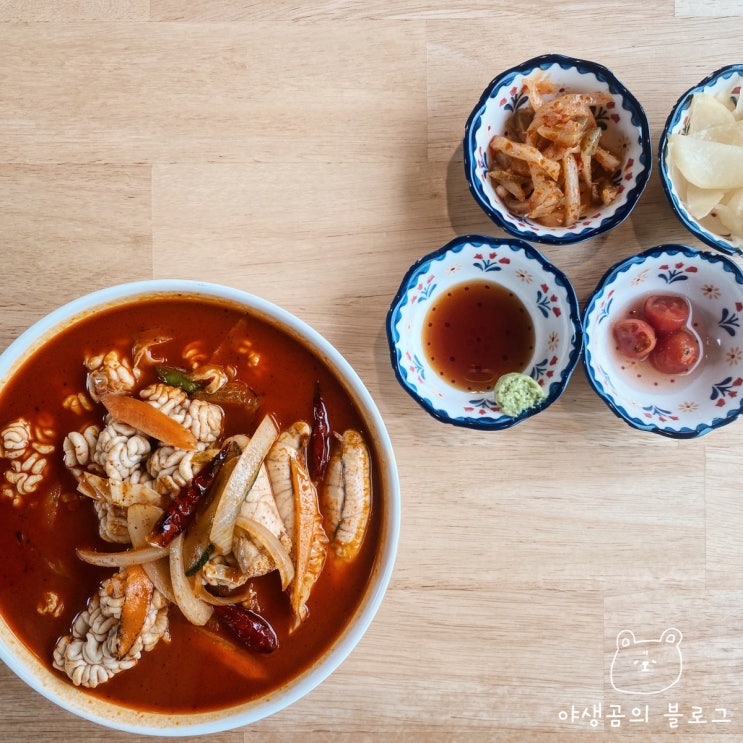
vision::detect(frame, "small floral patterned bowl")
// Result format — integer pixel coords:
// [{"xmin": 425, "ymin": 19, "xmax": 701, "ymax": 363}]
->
[
  {"xmin": 658, "ymin": 64, "xmax": 743, "ymax": 256},
  {"xmin": 386, "ymin": 235, "xmax": 582, "ymax": 429},
  {"xmin": 464, "ymin": 54, "xmax": 652, "ymax": 245},
  {"xmin": 583, "ymin": 244, "xmax": 743, "ymax": 438}
]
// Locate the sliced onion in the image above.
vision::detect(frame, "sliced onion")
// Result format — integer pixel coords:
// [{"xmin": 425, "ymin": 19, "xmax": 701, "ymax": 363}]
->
[
  {"xmin": 224, "ymin": 433, "xmax": 250, "ymax": 450},
  {"xmin": 76, "ymin": 544, "xmax": 169, "ymax": 568},
  {"xmin": 209, "ymin": 414, "xmax": 279, "ymax": 555},
  {"xmin": 109, "ymin": 479, "xmax": 166, "ymax": 509},
  {"xmin": 235, "ymin": 515, "xmax": 294, "ymax": 591},
  {"xmin": 127, "ymin": 504, "xmax": 163, "ymax": 547},
  {"xmin": 127, "ymin": 504, "xmax": 175, "ymax": 603},
  {"xmin": 169, "ymin": 533, "xmax": 214, "ymax": 626},
  {"xmin": 194, "ymin": 578, "xmax": 258, "ymax": 607},
  {"xmin": 76, "ymin": 473, "xmax": 101, "ymax": 501},
  {"xmin": 141, "ymin": 555, "xmax": 176, "ymax": 604},
  {"xmin": 77, "ymin": 473, "xmax": 110, "ymax": 502},
  {"xmin": 77, "ymin": 472, "xmax": 165, "ymax": 508}
]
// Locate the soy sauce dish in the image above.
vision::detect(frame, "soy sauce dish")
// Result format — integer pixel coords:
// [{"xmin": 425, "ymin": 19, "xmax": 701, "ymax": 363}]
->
[
  {"xmin": 386, "ymin": 235, "xmax": 583, "ymax": 429},
  {"xmin": 0, "ymin": 280, "xmax": 400, "ymax": 735},
  {"xmin": 583, "ymin": 245, "xmax": 743, "ymax": 438}
]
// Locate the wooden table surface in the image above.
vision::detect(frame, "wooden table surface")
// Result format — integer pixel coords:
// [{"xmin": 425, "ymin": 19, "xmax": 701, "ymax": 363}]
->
[{"xmin": 1, "ymin": 1, "xmax": 742, "ymax": 740}]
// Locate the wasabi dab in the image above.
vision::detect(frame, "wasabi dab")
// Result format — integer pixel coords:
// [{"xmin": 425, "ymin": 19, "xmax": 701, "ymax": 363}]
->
[{"xmin": 493, "ymin": 372, "xmax": 546, "ymax": 417}]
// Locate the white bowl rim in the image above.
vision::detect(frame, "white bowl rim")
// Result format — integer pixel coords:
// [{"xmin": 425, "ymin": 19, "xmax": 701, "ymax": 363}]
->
[
  {"xmin": 0, "ymin": 279, "xmax": 401, "ymax": 736},
  {"xmin": 582, "ymin": 244, "xmax": 743, "ymax": 438},
  {"xmin": 463, "ymin": 52, "xmax": 653, "ymax": 245},
  {"xmin": 386, "ymin": 234, "xmax": 583, "ymax": 429},
  {"xmin": 658, "ymin": 63, "xmax": 743, "ymax": 257}
]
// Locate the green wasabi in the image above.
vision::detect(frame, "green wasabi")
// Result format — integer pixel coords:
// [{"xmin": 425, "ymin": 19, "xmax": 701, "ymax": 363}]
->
[{"xmin": 493, "ymin": 372, "xmax": 546, "ymax": 417}]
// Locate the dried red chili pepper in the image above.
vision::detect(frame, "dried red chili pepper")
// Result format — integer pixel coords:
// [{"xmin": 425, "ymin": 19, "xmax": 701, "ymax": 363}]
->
[
  {"xmin": 148, "ymin": 442, "xmax": 233, "ymax": 547},
  {"xmin": 308, "ymin": 380, "xmax": 331, "ymax": 481},
  {"xmin": 213, "ymin": 604, "xmax": 279, "ymax": 653}
]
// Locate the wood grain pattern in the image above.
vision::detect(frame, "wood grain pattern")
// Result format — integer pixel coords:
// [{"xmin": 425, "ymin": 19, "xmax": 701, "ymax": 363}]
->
[
  {"xmin": 0, "ymin": 2, "xmax": 742, "ymax": 739},
  {"xmin": 676, "ymin": 0, "xmax": 743, "ymax": 17}
]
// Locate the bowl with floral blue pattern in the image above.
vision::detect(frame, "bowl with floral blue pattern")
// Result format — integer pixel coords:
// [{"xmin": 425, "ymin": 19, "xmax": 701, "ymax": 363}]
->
[
  {"xmin": 386, "ymin": 235, "xmax": 582, "ymax": 429},
  {"xmin": 464, "ymin": 54, "xmax": 652, "ymax": 245},
  {"xmin": 583, "ymin": 244, "xmax": 743, "ymax": 438},
  {"xmin": 659, "ymin": 64, "xmax": 743, "ymax": 256}
]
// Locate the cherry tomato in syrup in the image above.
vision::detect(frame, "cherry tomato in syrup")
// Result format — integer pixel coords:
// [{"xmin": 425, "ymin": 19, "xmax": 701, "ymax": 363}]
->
[
  {"xmin": 613, "ymin": 319, "xmax": 657, "ymax": 360},
  {"xmin": 649, "ymin": 327, "xmax": 701, "ymax": 374},
  {"xmin": 643, "ymin": 294, "xmax": 690, "ymax": 334}
]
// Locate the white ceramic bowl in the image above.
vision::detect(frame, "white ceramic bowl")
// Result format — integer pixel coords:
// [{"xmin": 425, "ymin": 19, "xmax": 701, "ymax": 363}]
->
[
  {"xmin": 386, "ymin": 235, "xmax": 582, "ymax": 429},
  {"xmin": 659, "ymin": 64, "xmax": 743, "ymax": 256},
  {"xmin": 583, "ymin": 245, "xmax": 743, "ymax": 438},
  {"xmin": 464, "ymin": 54, "xmax": 652, "ymax": 245},
  {"xmin": 0, "ymin": 280, "xmax": 400, "ymax": 735}
]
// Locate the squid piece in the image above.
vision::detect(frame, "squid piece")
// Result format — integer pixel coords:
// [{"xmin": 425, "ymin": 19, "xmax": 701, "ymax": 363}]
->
[
  {"xmin": 265, "ymin": 421, "xmax": 311, "ymax": 537},
  {"xmin": 53, "ymin": 566, "xmax": 169, "ymax": 688},
  {"xmin": 233, "ymin": 463, "xmax": 292, "ymax": 578},
  {"xmin": 321, "ymin": 430, "xmax": 371, "ymax": 561},
  {"xmin": 489, "ymin": 135, "xmax": 560, "ymax": 181},
  {"xmin": 523, "ymin": 75, "xmax": 554, "ymax": 114},
  {"xmin": 562, "ymin": 152, "xmax": 581, "ymax": 227},
  {"xmin": 265, "ymin": 422, "xmax": 327, "ymax": 629},
  {"xmin": 526, "ymin": 163, "xmax": 563, "ymax": 221}
]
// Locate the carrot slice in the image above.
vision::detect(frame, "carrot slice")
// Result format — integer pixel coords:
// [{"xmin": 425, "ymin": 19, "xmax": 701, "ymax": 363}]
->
[
  {"xmin": 116, "ymin": 564, "xmax": 154, "ymax": 658},
  {"xmin": 190, "ymin": 624, "xmax": 269, "ymax": 680},
  {"xmin": 101, "ymin": 393, "xmax": 198, "ymax": 450},
  {"xmin": 288, "ymin": 451, "xmax": 328, "ymax": 630}
]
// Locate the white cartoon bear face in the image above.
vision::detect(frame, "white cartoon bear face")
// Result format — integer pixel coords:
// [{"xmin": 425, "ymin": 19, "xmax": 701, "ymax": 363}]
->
[{"xmin": 610, "ymin": 628, "xmax": 683, "ymax": 695}]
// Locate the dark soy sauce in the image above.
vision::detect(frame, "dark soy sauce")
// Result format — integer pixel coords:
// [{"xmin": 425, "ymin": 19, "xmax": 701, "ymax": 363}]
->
[{"xmin": 422, "ymin": 280, "xmax": 535, "ymax": 392}]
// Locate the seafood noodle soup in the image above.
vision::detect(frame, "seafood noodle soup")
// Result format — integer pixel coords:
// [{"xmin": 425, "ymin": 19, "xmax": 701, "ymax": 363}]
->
[{"xmin": 0, "ymin": 292, "xmax": 383, "ymax": 716}]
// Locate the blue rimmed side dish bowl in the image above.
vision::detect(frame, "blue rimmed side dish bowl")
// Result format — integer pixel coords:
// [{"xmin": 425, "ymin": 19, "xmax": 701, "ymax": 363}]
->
[
  {"xmin": 464, "ymin": 53, "xmax": 652, "ymax": 245},
  {"xmin": 583, "ymin": 244, "xmax": 743, "ymax": 438},
  {"xmin": 659, "ymin": 64, "xmax": 743, "ymax": 256},
  {"xmin": 386, "ymin": 235, "xmax": 583, "ymax": 430}
]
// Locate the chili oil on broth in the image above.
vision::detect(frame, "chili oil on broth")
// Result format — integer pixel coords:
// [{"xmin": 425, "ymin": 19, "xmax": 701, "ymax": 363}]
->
[
  {"xmin": 422, "ymin": 279, "xmax": 535, "ymax": 393},
  {"xmin": 0, "ymin": 295, "xmax": 382, "ymax": 714}
]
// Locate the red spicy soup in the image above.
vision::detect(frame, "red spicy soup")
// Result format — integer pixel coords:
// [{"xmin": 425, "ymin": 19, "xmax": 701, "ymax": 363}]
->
[{"xmin": 0, "ymin": 295, "xmax": 382, "ymax": 713}]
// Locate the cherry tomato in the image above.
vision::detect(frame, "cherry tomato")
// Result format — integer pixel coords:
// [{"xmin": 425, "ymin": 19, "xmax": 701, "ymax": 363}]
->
[
  {"xmin": 643, "ymin": 294, "xmax": 690, "ymax": 334},
  {"xmin": 650, "ymin": 328, "xmax": 701, "ymax": 374},
  {"xmin": 613, "ymin": 319, "xmax": 657, "ymax": 360}
]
